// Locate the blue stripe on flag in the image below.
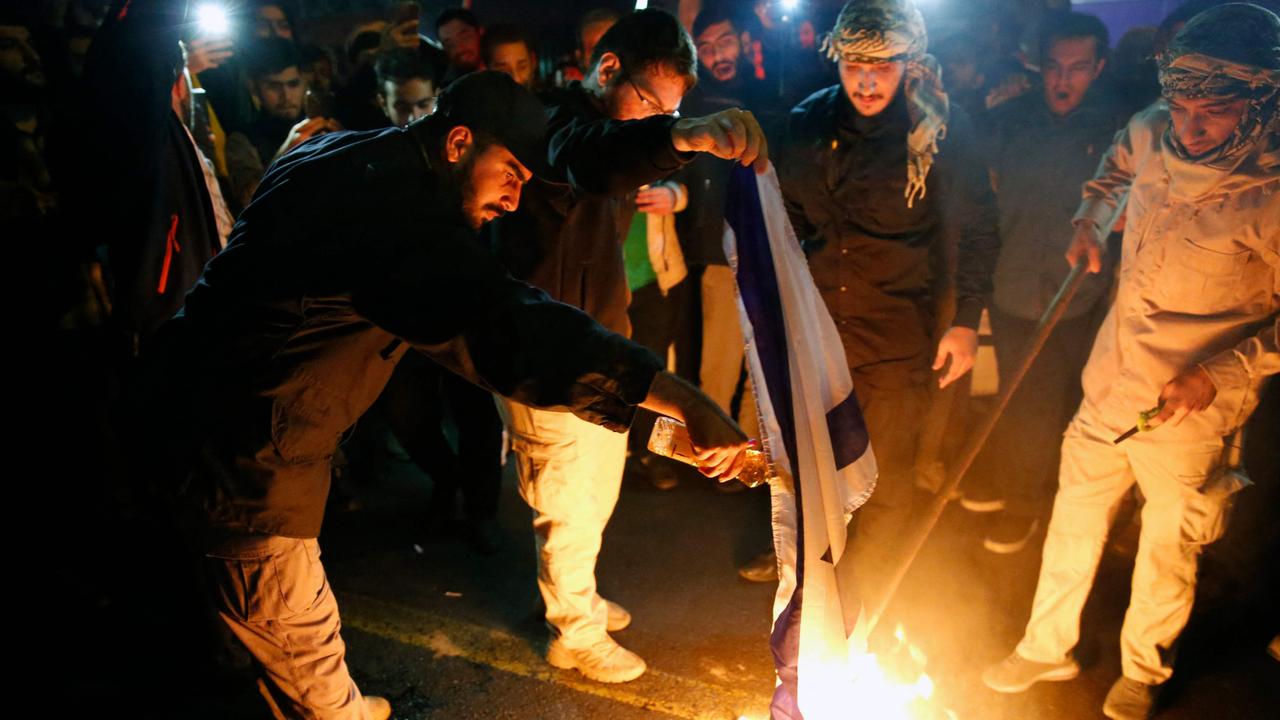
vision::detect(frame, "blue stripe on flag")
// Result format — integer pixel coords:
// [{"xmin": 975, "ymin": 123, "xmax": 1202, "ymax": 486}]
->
[
  {"xmin": 725, "ymin": 165, "xmax": 806, "ymax": 715},
  {"xmin": 827, "ymin": 391, "xmax": 869, "ymax": 471},
  {"xmin": 725, "ymin": 165, "xmax": 800, "ymax": 557}
]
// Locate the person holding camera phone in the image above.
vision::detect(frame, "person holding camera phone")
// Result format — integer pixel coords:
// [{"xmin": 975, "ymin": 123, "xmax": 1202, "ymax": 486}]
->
[{"xmin": 225, "ymin": 37, "xmax": 342, "ymax": 211}]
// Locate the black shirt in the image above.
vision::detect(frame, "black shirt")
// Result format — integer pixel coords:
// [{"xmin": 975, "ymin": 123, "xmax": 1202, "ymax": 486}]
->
[
  {"xmin": 985, "ymin": 90, "xmax": 1124, "ymax": 320},
  {"xmin": 779, "ymin": 86, "xmax": 999, "ymax": 388}
]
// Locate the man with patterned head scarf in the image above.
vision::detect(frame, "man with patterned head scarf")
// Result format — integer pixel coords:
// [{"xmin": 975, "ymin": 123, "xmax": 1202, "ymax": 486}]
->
[
  {"xmin": 818, "ymin": 0, "xmax": 949, "ymax": 206},
  {"xmin": 983, "ymin": 5, "xmax": 1279, "ymax": 719},
  {"xmin": 776, "ymin": 0, "xmax": 999, "ymax": 612}
]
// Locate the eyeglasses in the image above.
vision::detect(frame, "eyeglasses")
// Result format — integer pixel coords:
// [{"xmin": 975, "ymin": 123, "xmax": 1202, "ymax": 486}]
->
[{"xmin": 626, "ymin": 77, "xmax": 680, "ymax": 117}]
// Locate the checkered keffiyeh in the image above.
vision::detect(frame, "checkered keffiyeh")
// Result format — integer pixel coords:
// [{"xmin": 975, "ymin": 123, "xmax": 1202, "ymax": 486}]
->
[
  {"xmin": 1158, "ymin": 3, "xmax": 1280, "ymax": 167},
  {"xmin": 821, "ymin": 0, "xmax": 948, "ymax": 207}
]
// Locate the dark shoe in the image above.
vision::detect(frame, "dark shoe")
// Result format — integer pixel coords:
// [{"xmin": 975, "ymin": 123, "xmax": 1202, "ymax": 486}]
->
[
  {"xmin": 463, "ymin": 516, "xmax": 503, "ymax": 554},
  {"xmin": 425, "ymin": 504, "xmax": 458, "ymax": 540},
  {"xmin": 1102, "ymin": 677, "xmax": 1158, "ymax": 720},
  {"xmin": 982, "ymin": 650, "xmax": 1080, "ymax": 693},
  {"xmin": 738, "ymin": 550, "xmax": 778, "ymax": 583},
  {"xmin": 984, "ymin": 514, "xmax": 1041, "ymax": 554}
]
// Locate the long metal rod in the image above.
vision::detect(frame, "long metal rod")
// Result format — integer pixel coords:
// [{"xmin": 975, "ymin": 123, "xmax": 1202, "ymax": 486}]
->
[{"xmin": 866, "ymin": 261, "xmax": 1091, "ymax": 633}]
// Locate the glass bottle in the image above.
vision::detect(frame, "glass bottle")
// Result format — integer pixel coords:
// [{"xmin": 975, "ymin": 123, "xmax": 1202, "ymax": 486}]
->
[{"xmin": 647, "ymin": 416, "xmax": 773, "ymax": 488}]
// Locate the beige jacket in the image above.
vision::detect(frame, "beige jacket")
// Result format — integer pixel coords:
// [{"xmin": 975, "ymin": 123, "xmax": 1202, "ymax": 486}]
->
[{"xmin": 1073, "ymin": 101, "xmax": 1279, "ymax": 441}]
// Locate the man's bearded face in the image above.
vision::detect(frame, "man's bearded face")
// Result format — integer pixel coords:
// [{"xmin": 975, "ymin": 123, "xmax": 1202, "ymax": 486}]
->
[
  {"xmin": 253, "ymin": 66, "xmax": 306, "ymax": 121},
  {"xmin": 451, "ymin": 137, "xmax": 529, "ymax": 230},
  {"xmin": 839, "ymin": 58, "xmax": 905, "ymax": 117},
  {"xmin": 696, "ymin": 20, "xmax": 742, "ymax": 83}
]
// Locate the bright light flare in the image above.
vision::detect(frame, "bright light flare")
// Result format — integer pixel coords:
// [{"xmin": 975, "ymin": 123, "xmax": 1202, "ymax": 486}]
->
[
  {"xmin": 196, "ymin": 3, "xmax": 230, "ymax": 36},
  {"xmin": 805, "ymin": 624, "xmax": 956, "ymax": 720},
  {"xmin": 779, "ymin": 0, "xmax": 802, "ymax": 13}
]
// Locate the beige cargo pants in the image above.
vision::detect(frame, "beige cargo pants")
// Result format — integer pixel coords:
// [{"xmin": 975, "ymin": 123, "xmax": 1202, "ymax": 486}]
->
[
  {"xmin": 204, "ymin": 534, "xmax": 371, "ymax": 720},
  {"xmin": 499, "ymin": 400, "xmax": 629, "ymax": 649}
]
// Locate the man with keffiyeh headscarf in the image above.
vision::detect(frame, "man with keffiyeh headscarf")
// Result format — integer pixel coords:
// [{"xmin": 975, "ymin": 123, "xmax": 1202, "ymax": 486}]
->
[
  {"xmin": 983, "ymin": 5, "xmax": 1280, "ymax": 719},
  {"xmin": 776, "ymin": 0, "xmax": 999, "ymax": 613}
]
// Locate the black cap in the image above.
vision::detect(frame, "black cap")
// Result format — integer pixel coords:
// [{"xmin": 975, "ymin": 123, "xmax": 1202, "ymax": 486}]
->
[{"xmin": 431, "ymin": 70, "xmax": 551, "ymax": 178}]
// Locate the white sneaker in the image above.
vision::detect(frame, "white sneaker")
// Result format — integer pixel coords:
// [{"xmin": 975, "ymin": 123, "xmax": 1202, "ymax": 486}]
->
[
  {"xmin": 547, "ymin": 636, "xmax": 647, "ymax": 683},
  {"xmin": 605, "ymin": 599, "xmax": 631, "ymax": 632}
]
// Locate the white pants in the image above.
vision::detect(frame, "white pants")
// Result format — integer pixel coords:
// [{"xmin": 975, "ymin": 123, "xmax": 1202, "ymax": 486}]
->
[
  {"xmin": 498, "ymin": 399, "xmax": 628, "ymax": 648},
  {"xmin": 1016, "ymin": 406, "xmax": 1236, "ymax": 684}
]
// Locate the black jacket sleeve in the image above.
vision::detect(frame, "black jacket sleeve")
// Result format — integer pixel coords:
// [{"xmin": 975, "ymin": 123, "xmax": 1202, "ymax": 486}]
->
[
  {"xmin": 351, "ymin": 223, "xmax": 662, "ymax": 431},
  {"xmin": 544, "ymin": 91, "xmax": 694, "ymax": 196}
]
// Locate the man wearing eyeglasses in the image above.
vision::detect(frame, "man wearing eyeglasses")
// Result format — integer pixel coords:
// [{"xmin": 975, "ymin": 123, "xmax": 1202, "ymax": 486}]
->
[{"xmin": 492, "ymin": 8, "xmax": 769, "ymax": 683}]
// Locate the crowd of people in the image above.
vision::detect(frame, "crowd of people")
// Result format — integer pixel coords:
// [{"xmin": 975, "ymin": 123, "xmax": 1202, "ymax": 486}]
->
[{"xmin": 13, "ymin": 1, "xmax": 1277, "ymax": 719}]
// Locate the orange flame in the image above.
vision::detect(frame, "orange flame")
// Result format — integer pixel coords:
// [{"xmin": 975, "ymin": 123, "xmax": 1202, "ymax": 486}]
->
[{"xmin": 812, "ymin": 624, "xmax": 954, "ymax": 720}]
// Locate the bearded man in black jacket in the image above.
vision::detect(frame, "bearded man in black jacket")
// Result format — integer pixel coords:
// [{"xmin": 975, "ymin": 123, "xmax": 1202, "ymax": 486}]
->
[
  {"xmin": 777, "ymin": 0, "xmax": 1000, "ymax": 613},
  {"xmin": 149, "ymin": 70, "xmax": 753, "ymax": 719}
]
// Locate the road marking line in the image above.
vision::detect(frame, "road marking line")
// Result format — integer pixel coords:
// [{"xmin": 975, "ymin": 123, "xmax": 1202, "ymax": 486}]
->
[{"xmin": 338, "ymin": 592, "xmax": 771, "ymax": 720}]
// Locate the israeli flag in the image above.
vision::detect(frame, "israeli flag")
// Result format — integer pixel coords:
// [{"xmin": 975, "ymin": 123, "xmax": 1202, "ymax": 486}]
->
[{"xmin": 724, "ymin": 164, "xmax": 878, "ymax": 719}]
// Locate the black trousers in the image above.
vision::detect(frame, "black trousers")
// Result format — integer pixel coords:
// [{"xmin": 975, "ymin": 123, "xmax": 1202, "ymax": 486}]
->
[
  {"xmin": 986, "ymin": 306, "xmax": 1101, "ymax": 518},
  {"xmin": 846, "ymin": 377, "xmax": 931, "ymax": 608}
]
